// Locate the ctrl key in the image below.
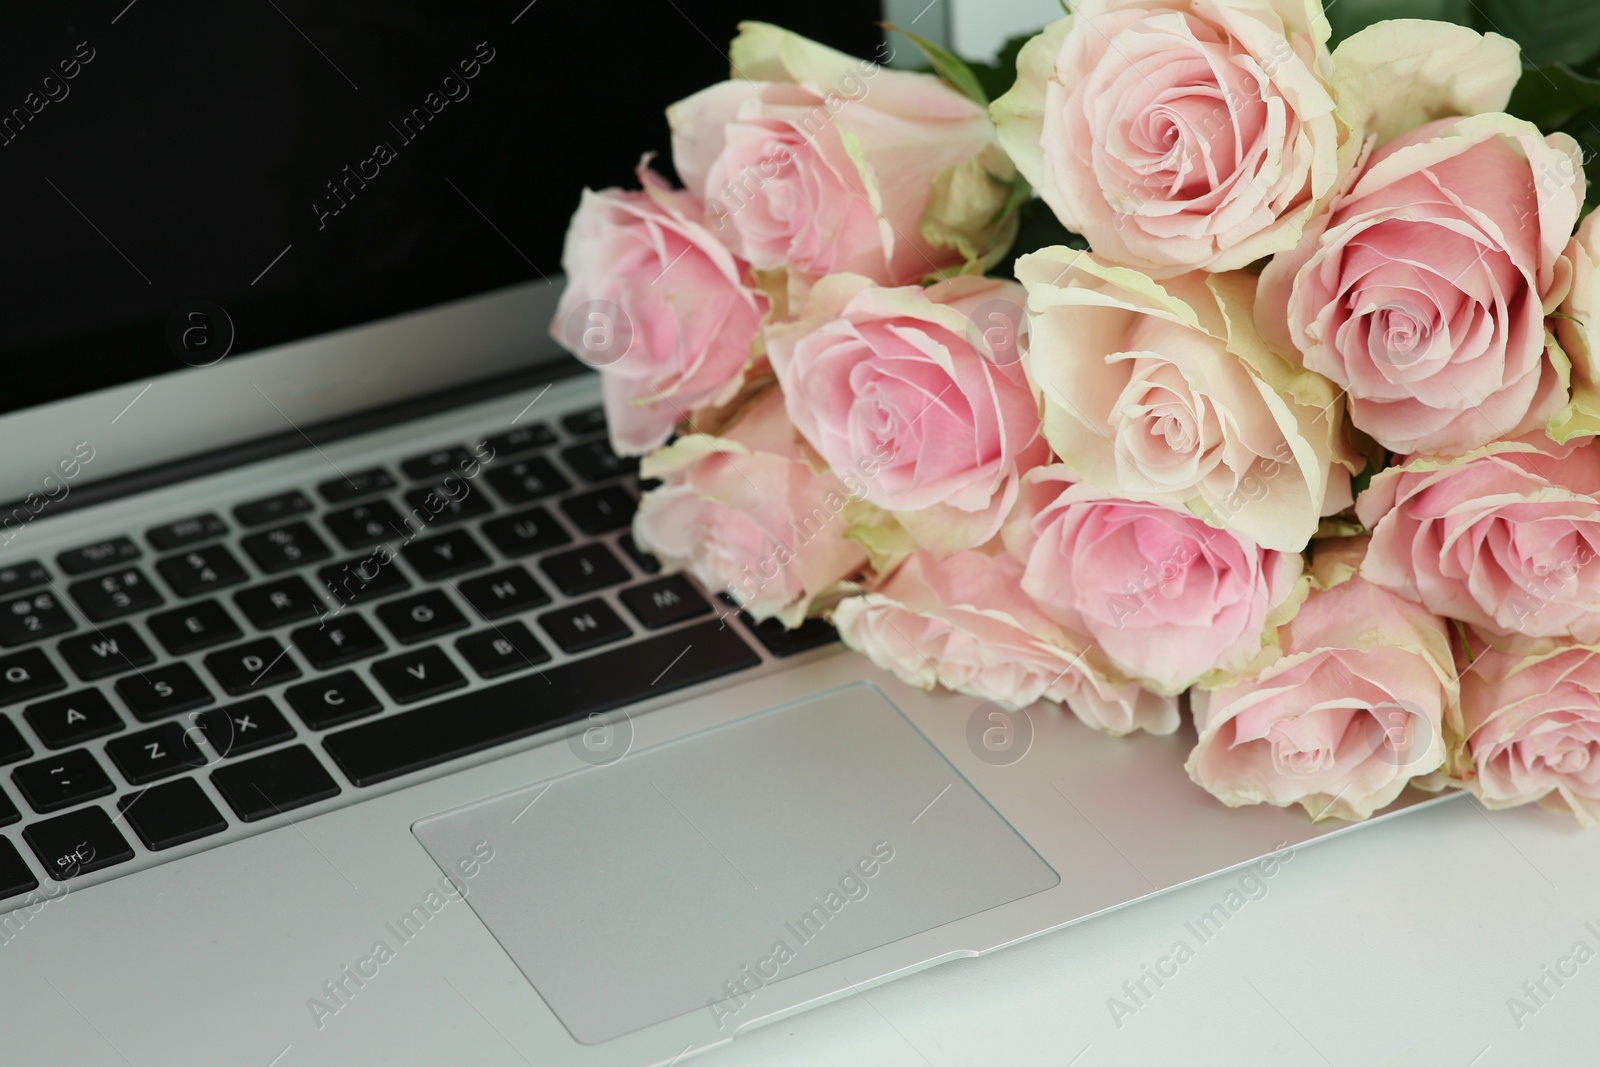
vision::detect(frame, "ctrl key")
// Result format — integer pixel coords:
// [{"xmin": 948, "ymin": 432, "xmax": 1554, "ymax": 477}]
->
[{"xmin": 23, "ymin": 806, "xmax": 134, "ymax": 881}]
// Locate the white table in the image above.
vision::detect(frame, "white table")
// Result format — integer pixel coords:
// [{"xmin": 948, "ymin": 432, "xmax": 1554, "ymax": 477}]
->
[{"xmin": 702, "ymin": 794, "xmax": 1599, "ymax": 1066}]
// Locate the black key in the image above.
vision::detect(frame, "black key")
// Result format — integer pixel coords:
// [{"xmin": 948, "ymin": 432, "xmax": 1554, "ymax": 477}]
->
[
  {"xmin": 69, "ymin": 567, "xmax": 163, "ymax": 622},
  {"xmin": 0, "ymin": 714, "xmax": 31, "ymax": 764},
  {"xmin": 370, "ymin": 646, "xmax": 467, "ymax": 704},
  {"xmin": 24, "ymin": 806, "xmax": 134, "ymax": 880},
  {"xmin": 24, "ymin": 691, "xmax": 123, "ymax": 750},
  {"xmin": 485, "ymin": 456, "xmax": 570, "ymax": 505},
  {"xmin": 291, "ymin": 615, "xmax": 386, "ymax": 670},
  {"xmin": 620, "ymin": 575, "xmax": 712, "ymax": 630},
  {"xmin": 561, "ymin": 439, "xmax": 639, "ymax": 483},
  {"xmin": 317, "ymin": 555, "xmax": 409, "ymax": 607},
  {"xmin": 376, "ymin": 591, "xmax": 468, "ymax": 645},
  {"xmin": 400, "ymin": 446, "xmax": 472, "ymax": 481},
  {"xmin": 325, "ymin": 619, "xmax": 759, "ymax": 786},
  {"xmin": 57, "ymin": 623, "xmax": 157, "ymax": 680},
  {"xmin": 0, "ymin": 560, "xmax": 50, "ymax": 594},
  {"xmin": 740, "ymin": 612, "xmax": 838, "ymax": 657},
  {"xmin": 147, "ymin": 600, "xmax": 243, "ymax": 655},
  {"xmin": 458, "ymin": 566, "xmax": 550, "ymax": 620},
  {"xmin": 481, "ymin": 506, "xmax": 571, "ymax": 558},
  {"xmin": 146, "ymin": 513, "xmax": 228, "ymax": 551},
  {"xmin": 240, "ymin": 521, "xmax": 333, "ymax": 574},
  {"xmin": 0, "ymin": 649, "xmax": 65, "ymax": 707},
  {"xmin": 196, "ymin": 697, "xmax": 295, "ymax": 758},
  {"xmin": 561, "ymin": 406, "xmax": 606, "ymax": 437},
  {"xmin": 211, "ymin": 745, "xmax": 340, "ymax": 822},
  {"xmin": 156, "ymin": 544, "xmax": 249, "ymax": 598},
  {"xmin": 13, "ymin": 749, "xmax": 113, "ymax": 813},
  {"xmin": 204, "ymin": 637, "xmax": 301, "ymax": 696},
  {"xmin": 457, "ymin": 623, "xmax": 550, "ymax": 679},
  {"xmin": 105, "ymin": 722, "xmax": 204, "ymax": 785},
  {"xmin": 481, "ymin": 423, "xmax": 555, "ymax": 458},
  {"xmin": 324, "ymin": 499, "xmax": 410, "ymax": 550},
  {"xmin": 235, "ymin": 576, "xmax": 325, "ymax": 628},
  {"xmin": 233, "ymin": 490, "xmax": 314, "ymax": 527},
  {"xmin": 560, "ymin": 486, "xmax": 636, "ymax": 535},
  {"xmin": 57, "ymin": 536, "xmax": 140, "ymax": 576},
  {"xmin": 291, "ymin": 615, "xmax": 384, "ymax": 673},
  {"xmin": 538, "ymin": 599, "xmax": 630, "ymax": 654},
  {"xmin": 402, "ymin": 529, "xmax": 491, "ymax": 581},
  {"xmin": 0, "ymin": 788, "xmax": 17, "ymax": 827},
  {"xmin": 114, "ymin": 663, "xmax": 213, "ymax": 722},
  {"xmin": 0, "ymin": 836, "xmax": 37, "ymax": 899},
  {"xmin": 540, "ymin": 543, "xmax": 630, "ymax": 596},
  {"xmin": 0, "ymin": 590, "xmax": 76, "ymax": 646},
  {"xmin": 118, "ymin": 778, "xmax": 227, "ymax": 850},
  {"xmin": 618, "ymin": 533, "xmax": 661, "ymax": 574},
  {"xmin": 318, "ymin": 467, "xmax": 397, "ymax": 503},
  {"xmin": 403, "ymin": 483, "xmax": 493, "ymax": 527},
  {"xmin": 286, "ymin": 671, "xmax": 382, "ymax": 729}
]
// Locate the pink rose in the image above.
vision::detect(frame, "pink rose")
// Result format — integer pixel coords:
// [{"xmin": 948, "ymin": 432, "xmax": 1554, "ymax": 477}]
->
[
  {"xmin": 832, "ymin": 550, "xmax": 1179, "ymax": 736},
  {"xmin": 1187, "ymin": 538, "xmax": 1460, "ymax": 821},
  {"xmin": 669, "ymin": 23, "xmax": 1012, "ymax": 287},
  {"xmin": 992, "ymin": 1, "xmax": 1344, "ymax": 276},
  {"xmin": 1357, "ymin": 437, "xmax": 1600, "ymax": 648},
  {"xmin": 765, "ymin": 274, "xmax": 1046, "ymax": 553},
  {"xmin": 1552, "ymin": 211, "xmax": 1600, "ymax": 441},
  {"xmin": 1005, "ymin": 467, "xmax": 1303, "ymax": 694},
  {"xmin": 1258, "ymin": 114, "xmax": 1585, "ymax": 455},
  {"xmin": 1016, "ymin": 248, "xmax": 1358, "ymax": 551},
  {"xmin": 1459, "ymin": 641, "xmax": 1600, "ymax": 826},
  {"xmin": 552, "ymin": 167, "xmax": 767, "ymax": 456},
  {"xmin": 632, "ymin": 389, "xmax": 867, "ymax": 626}
]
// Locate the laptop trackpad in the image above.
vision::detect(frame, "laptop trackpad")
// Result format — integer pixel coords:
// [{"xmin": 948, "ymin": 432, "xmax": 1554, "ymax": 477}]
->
[{"xmin": 412, "ymin": 682, "xmax": 1058, "ymax": 1044}]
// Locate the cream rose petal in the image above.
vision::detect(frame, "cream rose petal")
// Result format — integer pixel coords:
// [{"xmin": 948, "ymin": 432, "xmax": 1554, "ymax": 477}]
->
[{"xmin": 1330, "ymin": 20, "xmax": 1521, "ymax": 144}]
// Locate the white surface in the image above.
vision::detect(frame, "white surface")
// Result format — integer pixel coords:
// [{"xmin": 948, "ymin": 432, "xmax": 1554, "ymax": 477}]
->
[{"xmin": 698, "ymin": 795, "xmax": 1598, "ymax": 1066}]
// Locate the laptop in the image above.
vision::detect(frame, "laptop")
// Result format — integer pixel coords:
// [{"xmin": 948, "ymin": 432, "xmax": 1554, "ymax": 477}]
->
[{"xmin": 0, "ymin": 3, "xmax": 1455, "ymax": 1064}]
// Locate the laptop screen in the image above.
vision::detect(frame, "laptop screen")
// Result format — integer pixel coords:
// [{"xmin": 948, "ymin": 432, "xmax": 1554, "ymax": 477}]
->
[{"xmin": 0, "ymin": 1, "xmax": 882, "ymax": 417}]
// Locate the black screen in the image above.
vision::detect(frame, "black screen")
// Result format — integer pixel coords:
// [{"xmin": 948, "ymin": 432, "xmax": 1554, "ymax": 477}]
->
[{"xmin": 0, "ymin": 1, "xmax": 882, "ymax": 414}]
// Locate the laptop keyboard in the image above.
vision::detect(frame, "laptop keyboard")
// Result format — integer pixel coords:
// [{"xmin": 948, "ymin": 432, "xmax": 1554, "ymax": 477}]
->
[{"xmin": 0, "ymin": 403, "xmax": 837, "ymax": 903}]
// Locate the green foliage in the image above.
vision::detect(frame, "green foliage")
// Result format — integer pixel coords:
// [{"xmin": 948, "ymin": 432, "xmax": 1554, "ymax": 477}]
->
[
  {"xmin": 1325, "ymin": 0, "xmax": 1472, "ymax": 48},
  {"xmin": 1472, "ymin": 0, "xmax": 1600, "ymax": 68},
  {"xmin": 885, "ymin": 23, "xmax": 990, "ymax": 105},
  {"xmin": 991, "ymin": 198, "xmax": 1088, "ymax": 280}
]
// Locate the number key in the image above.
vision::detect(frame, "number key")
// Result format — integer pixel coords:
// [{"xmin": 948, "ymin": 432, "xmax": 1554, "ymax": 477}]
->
[
  {"xmin": 69, "ymin": 567, "xmax": 163, "ymax": 622},
  {"xmin": 0, "ymin": 590, "xmax": 75, "ymax": 646},
  {"xmin": 240, "ymin": 522, "xmax": 333, "ymax": 574},
  {"xmin": 156, "ymin": 544, "xmax": 249, "ymax": 597}
]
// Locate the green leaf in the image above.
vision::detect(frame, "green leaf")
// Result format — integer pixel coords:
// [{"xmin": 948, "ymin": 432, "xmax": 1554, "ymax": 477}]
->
[
  {"xmin": 1508, "ymin": 62, "xmax": 1600, "ymax": 128},
  {"xmin": 1326, "ymin": 0, "xmax": 1473, "ymax": 48},
  {"xmin": 1349, "ymin": 460, "xmax": 1379, "ymax": 498},
  {"xmin": 1471, "ymin": 0, "xmax": 1600, "ymax": 68},
  {"xmin": 990, "ymin": 197, "xmax": 1088, "ymax": 280},
  {"xmin": 883, "ymin": 22, "xmax": 989, "ymax": 106}
]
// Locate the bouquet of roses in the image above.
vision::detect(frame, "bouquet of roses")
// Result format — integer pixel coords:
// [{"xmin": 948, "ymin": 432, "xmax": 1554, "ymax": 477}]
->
[{"xmin": 551, "ymin": 6, "xmax": 1600, "ymax": 826}]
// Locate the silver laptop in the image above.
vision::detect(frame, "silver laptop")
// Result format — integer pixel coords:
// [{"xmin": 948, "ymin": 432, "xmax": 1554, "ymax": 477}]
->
[{"xmin": 0, "ymin": 4, "xmax": 1454, "ymax": 1064}]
